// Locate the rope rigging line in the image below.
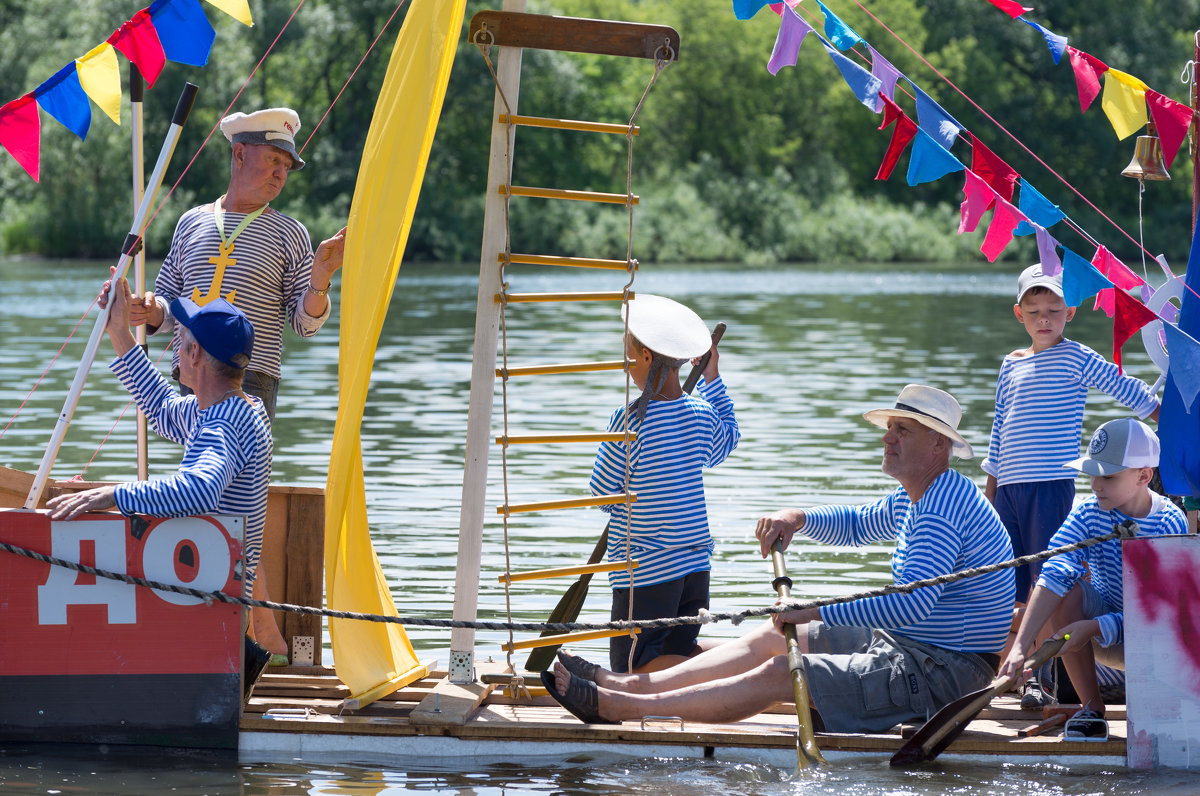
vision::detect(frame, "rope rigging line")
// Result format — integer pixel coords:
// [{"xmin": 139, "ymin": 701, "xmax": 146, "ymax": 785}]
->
[{"xmin": 0, "ymin": 518, "xmax": 1138, "ymax": 635}]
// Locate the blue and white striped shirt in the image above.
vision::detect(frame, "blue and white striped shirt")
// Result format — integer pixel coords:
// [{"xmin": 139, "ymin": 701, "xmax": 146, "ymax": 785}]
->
[
  {"xmin": 592, "ymin": 377, "xmax": 739, "ymax": 588},
  {"xmin": 982, "ymin": 339, "xmax": 1158, "ymax": 486},
  {"xmin": 804, "ymin": 469, "xmax": 1016, "ymax": 653},
  {"xmin": 1038, "ymin": 493, "xmax": 1186, "ymax": 647},
  {"xmin": 152, "ymin": 202, "xmax": 329, "ymax": 379},
  {"xmin": 109, "ymin": 347, "xmax": 273, "ymax": 588}
]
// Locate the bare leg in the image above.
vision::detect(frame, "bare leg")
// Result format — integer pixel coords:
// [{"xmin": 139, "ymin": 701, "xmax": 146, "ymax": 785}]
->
[
  {"xmin": 632, "ymin": 637, "xmax": 725, "ymax": 673},
  {"xmin": 250, "ymin": 575, "xmax": 288, "ymax": 656},
  {"xmin": 1052, "ymin": 587, "xmax": 1102, "ymax": 713}
]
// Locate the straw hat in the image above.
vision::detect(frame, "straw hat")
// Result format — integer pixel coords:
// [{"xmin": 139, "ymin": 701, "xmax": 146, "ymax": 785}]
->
[
  {"xmin": 863, "ymin": 384, "xmax": 974, "ymax": 458},
  {"xmin": 621, "ymin": 294, "xmax": 711, "ymax": 360}
]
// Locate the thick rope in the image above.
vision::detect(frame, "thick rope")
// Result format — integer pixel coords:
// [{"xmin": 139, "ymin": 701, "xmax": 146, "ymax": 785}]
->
[{"xmin": 0, "ymin": 519, "xmax": 1137, "ymax": 634}]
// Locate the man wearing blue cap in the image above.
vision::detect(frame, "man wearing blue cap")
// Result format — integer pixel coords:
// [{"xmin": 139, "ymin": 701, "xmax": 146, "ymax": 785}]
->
[{"xmin": 46, "ymin": 277, "xmax": 283, "ymax": 658}]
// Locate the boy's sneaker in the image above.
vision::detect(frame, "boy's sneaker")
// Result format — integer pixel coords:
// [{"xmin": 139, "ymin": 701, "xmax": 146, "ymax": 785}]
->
[
  {"xmin": 1064, "ymin": 707, "xmax": 1108, "ymax": 741},
  {"xmin": 1020, "ymin": 677, "xmax": 1053, "ymax": 709}
]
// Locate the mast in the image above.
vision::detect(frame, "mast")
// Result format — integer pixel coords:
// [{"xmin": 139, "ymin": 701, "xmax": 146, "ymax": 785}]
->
[{"xmin": 130, "ymin": 64, "xmax": 149, "ymax": 482}]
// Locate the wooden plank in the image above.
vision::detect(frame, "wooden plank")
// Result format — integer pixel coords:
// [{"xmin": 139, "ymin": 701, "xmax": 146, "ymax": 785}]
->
[
  {"xmin": 408, "ymin": 677, "xmax": 496, "ymax": 726},
  {"xmin": 283, "ymin": 489, "xmax": 324, "ymax": 665},
  {"xmin": 468, "ymin": 11, "xmax": 679, "ymax": 61}
]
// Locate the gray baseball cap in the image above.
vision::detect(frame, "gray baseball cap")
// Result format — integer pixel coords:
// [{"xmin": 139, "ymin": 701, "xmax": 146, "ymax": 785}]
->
[
  {"xmin": 1017, "ymin": 263, "xmax": 1063, "ymax": 302},
  {"xmin": 1064, "ymin": 418, "xmax": 1159, "ymax": 476}
]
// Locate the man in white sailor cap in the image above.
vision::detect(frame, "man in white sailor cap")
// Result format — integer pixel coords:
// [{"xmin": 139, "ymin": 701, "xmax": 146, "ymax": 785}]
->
[{"xmin": 122, "ymin": 106, "xmax": 347, "ymax": 421}]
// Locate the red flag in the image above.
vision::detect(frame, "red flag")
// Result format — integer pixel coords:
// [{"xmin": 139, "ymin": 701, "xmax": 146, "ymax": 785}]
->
[
  {"xmin": 968, "ymin": 133, "xmax": 1018, "ymax": 202},
  {"xmin": 960, "ymin": 169, "xmax": 997, "ymax": 233},
  {"xmin": 1092, "ymin": 245, "xmax": 1145, "ymax": 317},
  {"xmin": 0, "ymin": 94, "xmax": 40, "ymax": 182},
  {"xmin": 1066, "ymin": 47, "xmax": 1108, "ymax": 114},
  {"xmin": 1112, "ymin": 288, "xmax": 1159, "ymax": 373},
  {"xmin": 1146, "ymin": 89, "xmax": 1194, "ymax": 170},
  {"xmin": 108, "ymin": 10, "xmax": 166, "ymax": 87},
  {"xmin": 985, "ymin": 0, "xmax": 1032, "ymax": 19},
  {"xmin": 875, "ymin": 94, "xmax": 918, "ymax": 181}
]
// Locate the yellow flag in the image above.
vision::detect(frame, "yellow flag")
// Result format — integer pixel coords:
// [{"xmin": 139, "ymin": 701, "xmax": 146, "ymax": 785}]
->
[
  {"xmin": 76, "ymin": 44, "xmax": 122, "ymax": 126},
  {"xmin": 1101, "ymin": 68, "xmax": 1148, "ymax": 140},
  {"xmin": 325, "ymin": 0, "xmax": 468, "ymax": 706},
  {"xmin": 204, "ymin": 0, "xmax": 253, "ymax": 26}
]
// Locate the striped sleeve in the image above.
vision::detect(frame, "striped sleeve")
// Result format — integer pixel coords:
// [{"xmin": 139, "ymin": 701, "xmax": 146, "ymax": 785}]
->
[
  {"xmin": 110, "ymin": 346, "xmax": 199, "ymax": 445},
  {"xmin": 1077, "ymin": 346, "xmax": 1159, "ymax": 418}
]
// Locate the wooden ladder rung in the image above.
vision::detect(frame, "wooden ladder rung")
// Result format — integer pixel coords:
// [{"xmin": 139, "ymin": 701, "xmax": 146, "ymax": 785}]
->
[
  {"xmin": 498, "ymin": 360, "xmax": 625, "ymax": 377},
  {"xmin": 499, "ymin": 114, "xmax": 639, "ymax": 136},
  {"xmin": 500, "ymin": 627, "xmax": 641, "ymax": 653},
  {"xmin": 468, "ymin": 11, "xmax": 679, "ymax": 61},
  {"xmin": 501, "ymin": 252, "xmax": 635, "ymax": 271},
  {"xmin": 498, "ymin": 559, "xmax": 638, "ymax": 584},
  {"xmin": 499, "ymin": 185, "xmax": 638, "ymax": 205},
  {"xmin": 498, "ymin": 493, "xmax": 635, "ymax": 515},
  {"xmin": 498, "ymin": 291, "xmax": 631, "ymax": 304},
  {"xmin": 496, "ymin": 432, "xmax": 635, "ymax": 445}
]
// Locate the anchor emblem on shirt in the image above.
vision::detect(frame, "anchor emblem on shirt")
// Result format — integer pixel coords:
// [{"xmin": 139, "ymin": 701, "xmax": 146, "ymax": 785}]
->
[{"xmin": 192, "ymin": 242, "xmax": 239, "ymax": 306}]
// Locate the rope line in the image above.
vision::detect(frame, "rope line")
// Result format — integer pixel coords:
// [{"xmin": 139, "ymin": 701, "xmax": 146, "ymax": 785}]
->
[{"xmin": 0, "ymin": 519, "xmax": 1137, "ymax": 634}]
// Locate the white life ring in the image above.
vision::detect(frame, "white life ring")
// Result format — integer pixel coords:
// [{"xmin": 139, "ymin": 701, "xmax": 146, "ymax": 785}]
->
[{"xmin": 1140, "ymin": 276, "xmax": 1186, "ymax": 392}]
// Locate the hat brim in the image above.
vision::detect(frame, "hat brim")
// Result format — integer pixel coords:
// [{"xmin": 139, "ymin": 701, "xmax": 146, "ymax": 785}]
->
[
  {"xmin": 863, "ymin": 408, "xmax": 974, "ymax": 459},
  {"xmin": 1063, "ymin": 457, "xmax": 1138, "ymax": 476},
  {"xmin": 232, "ymin": 132, "xmax": 305, "ymax": 171}
]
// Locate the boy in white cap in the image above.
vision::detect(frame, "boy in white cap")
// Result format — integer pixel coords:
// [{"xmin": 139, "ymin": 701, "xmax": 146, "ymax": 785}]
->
[
  {"xmin": 126, "ymin": 107, "xmax": 347, "ymax": 420},
  {"xmin": 998, "ymin": 418, "xmax": 1186, "ymax": 738},
  {"xmin": 983, "ymin": 263, "xmax": 1160, "ymax": 708},
  {"xmin": 587, "ymin": 294, "xmax": 739, "ymax": 673}
]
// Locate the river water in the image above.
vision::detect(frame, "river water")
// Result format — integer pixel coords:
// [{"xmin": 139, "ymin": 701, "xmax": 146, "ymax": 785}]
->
[{"xmin": 0, "ymin": 257, "xmax": 1190, "ymax": 794}]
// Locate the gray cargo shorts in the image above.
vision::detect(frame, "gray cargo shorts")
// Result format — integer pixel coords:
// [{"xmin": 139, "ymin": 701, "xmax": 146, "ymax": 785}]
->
[{"xmin": 802, "ymin": 622, "xmax": 999, "ymax": 733}]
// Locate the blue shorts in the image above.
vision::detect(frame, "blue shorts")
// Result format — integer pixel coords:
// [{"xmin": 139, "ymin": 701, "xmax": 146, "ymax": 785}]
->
[
  {"xmin": 994, "ymin": 480, "xmax": 1075, "ymax": 602},
  {"xmin": 609, "ymin": 570, "xmax": 709, "ymax": 673}
]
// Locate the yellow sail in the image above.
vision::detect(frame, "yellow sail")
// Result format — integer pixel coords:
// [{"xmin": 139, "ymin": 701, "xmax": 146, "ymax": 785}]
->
[{"xmin": 326, "ymin": 0, "xmax": 468, "ymax": 706}]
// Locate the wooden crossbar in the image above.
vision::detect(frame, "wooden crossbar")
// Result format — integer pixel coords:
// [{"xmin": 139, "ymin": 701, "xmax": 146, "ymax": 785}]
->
[
  {"xmin": 496, "ymin": 432, "xmax": 635, "ymax": 445},
  {"xmin": 501, "ymin": 253, "xmax": 634, "ymax": 271},
  {"xmin": 469, "ymin": 11, "xmax": 679, "ymax": 61},
  {"xmin": 497, "ymin": 360, "xmax": 625, "ymax": 377},
  {"xmin": 498, "ymin": 493, "xmax": 635, "ymax": 515},
  {"xmin": 499, "ymin": 114, "xmax": 639, "ymax": 136},
  {"xmin": 498, "ymin": 291, "xmax": 631, "ymax": 304},
  {"xmin": 500, "ymin": 627, "xmax": 641, "ymax": 653},
  {"xmin": 499, "ymin": 185, "xmax": 638, "ymax": 205},
  {"xmin": 498, "ymin": 559, "xmax": 639, "ymax": 584}
]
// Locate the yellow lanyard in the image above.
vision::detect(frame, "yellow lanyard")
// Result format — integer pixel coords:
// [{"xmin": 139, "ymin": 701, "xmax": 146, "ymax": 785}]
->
[
  {"xmin": 213, "ymin": 195, "xmax": 266, "ymax": 250},
  {"xmin": 191, "ymin": 197, "xmax": 267, "ymax": 306}
]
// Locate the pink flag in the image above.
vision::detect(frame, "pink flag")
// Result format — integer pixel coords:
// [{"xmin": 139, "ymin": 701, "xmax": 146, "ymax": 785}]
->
[
  {"xmin": 959, "ymin": 169, "xmax": 996, "ymax": 234},
  {"xmin": 0, "ymin": 94, "xmax": 40, "ymax": 182},
  {"xmin": 981, "ymin": 198, "xmax": 1028, "ymax": 262},
  {"xmin": 1091, "ymin": 245, "xmax": 1144, "ymax": 317},
  {"xmin": 968, "ymin": 133, "xmax": 1018, "ymax": 202},
  {"xmin": 1066, "ymin": 46, "xmax": 1108, "ymax": 114},
  {"xmin": 1112, "ymin": 289, "xmax": 1160, "ymax": 374},
  {"xmin": 985, "ymin": 0, "xmax": 1032, "ymax": 19},
  {"xmin": 108, "ymin": 10, "xmax": 166, "ymax": 87},
  {"xmin": 875, "ymin": 94, "xmax": 917, "ymax": 181},
  {"xmin": 1146, "ymin": 89, "xmax": 1194, "ymax": 170}
]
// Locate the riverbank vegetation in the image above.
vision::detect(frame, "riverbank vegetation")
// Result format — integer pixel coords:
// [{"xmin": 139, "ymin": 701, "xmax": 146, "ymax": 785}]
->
[{"xmin": 0, "ymin": 0, "xmax": 1194, "ymax": 264}]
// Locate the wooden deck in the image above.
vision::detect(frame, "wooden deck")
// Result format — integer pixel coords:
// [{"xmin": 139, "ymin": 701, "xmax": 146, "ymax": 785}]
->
[{"xmin": 240, "ymin": 663, "xmax": 1127, "ymax": 766}]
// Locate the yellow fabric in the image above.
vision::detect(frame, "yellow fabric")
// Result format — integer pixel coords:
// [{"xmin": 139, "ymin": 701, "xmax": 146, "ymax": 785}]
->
[
  {"xmin": 1101, "ymin": 68, "xmax": 1148, "ymax": 140},
  {"xmin": 203, "ymin": 0, "xmax": 254, "ymax": 26},
  {"xmin": 76, "ymin": 44, "xmax": 122, "ymax": 126},
  {"xmin": 326, "ymin": 0, "xmax": 468, "ymax": 704}
]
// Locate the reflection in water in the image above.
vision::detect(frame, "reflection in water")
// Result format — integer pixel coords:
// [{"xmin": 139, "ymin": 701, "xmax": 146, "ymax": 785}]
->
[{"xmin": 0, "ymin": 259, "xmax": 1170, "ymax": 793}]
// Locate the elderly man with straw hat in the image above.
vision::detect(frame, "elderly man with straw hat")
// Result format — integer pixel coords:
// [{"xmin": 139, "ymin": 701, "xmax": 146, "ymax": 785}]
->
[
  {"xmin": 544, "ymin": 384, "xmax": 1016, "ymax": 732},
  {"xmin": 127, "ymin": 107, "xmax": 347, "ymax": 420}
]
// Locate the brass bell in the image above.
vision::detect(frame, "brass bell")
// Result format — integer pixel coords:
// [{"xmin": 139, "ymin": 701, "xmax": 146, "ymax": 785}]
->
[{"xmin": 1122, "ymin": 122, "xmax": 1171, "ymax": 181}]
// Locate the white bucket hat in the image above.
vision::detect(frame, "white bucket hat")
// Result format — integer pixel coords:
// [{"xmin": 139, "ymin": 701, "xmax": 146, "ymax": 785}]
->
[
  {"xmin": 863, "ymin": 384, "xmax": 974, "ymax": 459},
  {"xmin": 622, "ymin": 294, "xmax": 712, "ymax": 360},
  {"xmin": 1064, "ymin": 417, "xmax": 1159, "ymax": 476}
]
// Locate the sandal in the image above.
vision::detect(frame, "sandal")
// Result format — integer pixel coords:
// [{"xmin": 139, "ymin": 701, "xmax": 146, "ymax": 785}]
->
[
  {"xmin": 1063, "ymin": 707, "xmax": 1108, "ymax": 741},
  {"xmin": 556, "ymin": 650, "xmax": 600, "ymax": 683},
  {"xmin": 539, "ymin": 670, "xmax": 618, "ymax": 725}
]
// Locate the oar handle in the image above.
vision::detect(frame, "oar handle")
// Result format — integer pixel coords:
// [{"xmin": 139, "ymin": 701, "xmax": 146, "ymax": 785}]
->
[
  {"xmin": 681, "ymin": 322, "xmax": 726, "ymax": 394},
  {"xmin": 1022, "ymin": 634, "xmax": 1068, "ymax": 673}
]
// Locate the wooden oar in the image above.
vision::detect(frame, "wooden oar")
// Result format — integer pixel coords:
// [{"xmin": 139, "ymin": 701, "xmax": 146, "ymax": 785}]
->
[
  {"xmin": 889, "ymin": 635, "xmax": 1068, "ymax": 767},
  {"xmin": 524, "ymin": 322, "xmax": 726, "ymax": 672},
  {"xmin": 771, "ymin": 540, "xmax": 826, "ymax": 768}
]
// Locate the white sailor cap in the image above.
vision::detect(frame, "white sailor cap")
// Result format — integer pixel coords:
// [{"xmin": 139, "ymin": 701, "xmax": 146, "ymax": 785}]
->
[
  {"xmin": 622, "ymin": 294, "xmax": 712, "ymax": 360},
  {"xmin": 220, "ymin": 108, "xmax": 305, "ymax": 171}
]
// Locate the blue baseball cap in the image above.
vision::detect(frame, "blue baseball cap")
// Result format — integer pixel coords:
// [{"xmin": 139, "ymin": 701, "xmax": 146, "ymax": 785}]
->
[{"xmin": 170, "ymin": 297, "xmax": 255, "ymax": 369}]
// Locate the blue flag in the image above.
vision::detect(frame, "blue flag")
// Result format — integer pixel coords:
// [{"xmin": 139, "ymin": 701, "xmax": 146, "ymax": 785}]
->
[
  {"xmin": 1060, "ymin": 248, "xmax": 1113, "ymax": 307},
  {"xmin": 34, "ymin": 63, "xmax": 90, "ymax": 141},
  {"xmin": 149, "ymin": 0, "xmax": 216, "ymax": 67},
  {"xmin": 1159, "ymin": 205, "xmax": 1200, "ymax": 496}
]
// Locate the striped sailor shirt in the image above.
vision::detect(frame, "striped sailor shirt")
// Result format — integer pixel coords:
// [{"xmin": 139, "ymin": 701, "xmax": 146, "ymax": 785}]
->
[
  {"xmin": 1037, "ymin": 493, "xmax": 1186, "ymax": 648},
  {"xmin": 591, "ymin": 377, "xmax": 739, "ymax": 588},
  {"xmin": 982, "ymin": 339, "xmax": 1159, "ymax": 486},
  {"xmin": 109, "ymin": 347, "xmax": 273, "ymax": 587},
  {"xmin": 803, "ymin": 468, "xmax": 1016, "ymax": 653},
  {"xmin": 152, "ymin": 202, "xmax": 329, "ymax": 379}
]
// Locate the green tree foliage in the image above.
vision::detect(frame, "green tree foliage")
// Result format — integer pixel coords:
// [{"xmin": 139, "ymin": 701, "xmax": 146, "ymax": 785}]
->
[{"xmin": 0, "ymin": 0, "xmax": 1196, "ymax": 265}]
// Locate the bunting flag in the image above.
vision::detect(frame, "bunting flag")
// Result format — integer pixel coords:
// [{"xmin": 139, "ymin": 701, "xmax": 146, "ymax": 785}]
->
[
  {"xmin": 959, "ymin": 169, "xmax": 997, "ymax": 233},
  {"xmin": 1066, "ymin": 47, "xmax": 1108, "ymax": 113},
  {"xmin": 814, "ymin": 0, "xmax": 862, "ymax": 50},
  {"xmin": 1034, "ymin": 224, "xmax": 1061, "ymax": 275},
  {"xmin": 768, "ymin": 11, "xmax": 814, "ymax": 75},
  {"xmin": 34, "ymin": 65, "xmax": 90, "ymax": 141},
  {"xmin": 204, "ymin": 0, "xmax": 253, "ymax": 26},
  {"xmin": 822, "ymin": 41, "xmax": 883, "ymax": 110},
  {"xmin": 1160, "ymin": 206, "xmax": 1200, "ymax": 495},
  {"xmin": 906, "ymin": 128, "xmax": 964, "ymax": 186},
  {"xmin": 150, "ymin": 0, "xmax": 217, "ymax": 67},
  {"xmin": 1162, "ymin": 322, "xmax": 1200, "ymax": 410},
  {"xmin": 911, "ymin": 83, "xmax": 963, "ymax": 149},
  {"xmin": 1091, "ymin": 245, "xmax": 1145, "ymax": 318},
  {"xmin": 980, "ymin": 197, "xmax": 1027, "ymax": 262},
  {"xmin": 76, "ymin": 43, "xmax": 122, "ymax": 126},
  {"xmin": 0, "ymin": 95, "xmax": 41, "ymax": 182},
  {"xmin": 1061, "ymin": 247, "xmax": 1114, "ymax": 307},
  {"xmin": 1112, "ymin": 287, "xmax": 1160, "ymax": 373},
  {"xmin": 875, "ymin": 94, "xmax": 917, "ymax": 180},
  {"xmin": 968, "ymin": 133, "xmax": 1018, "ymax": 202},
  {"xmin": 867, "ymin": 44, "xmax": 902, "ymax": 111},
  {"xmin": 1101, "ymin": 68, "xmax": 1148, "ymax": 139},
  {"xmin": 733, "ymin": 0, "xmax": 775, "ymax": 19},
  {"xmin": 108, "ymin": 10, "xmax": 166, "ymax": 87},
  {"xmin": 1013, "ymin": 178, "xmax": 1064, "ymax": 236},
  {"xmin": 1145, "ymin": 89, "xmax": 1193, "ymax": 170},
  {"xmin": 986, "ymin": 0, "xmax": 1032, "ymax": 19},
  {"xmin": 1020, "ymin": 18, "xmax": 1067, "ymax": 64}
]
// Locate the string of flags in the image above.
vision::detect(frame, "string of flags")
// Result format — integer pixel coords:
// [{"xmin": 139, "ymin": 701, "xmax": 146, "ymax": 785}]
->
[{"xmin": 0, "ymin": 0, "xmax": 253, "ymax": 183}]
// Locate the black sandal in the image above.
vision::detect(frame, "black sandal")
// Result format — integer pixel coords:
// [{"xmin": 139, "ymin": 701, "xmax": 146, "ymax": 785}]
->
[
  {"xmin": 540, "ymin": 670, "xmax": 618, "ymax": 724},
  {"xmin": 556, "ymin": 650, "xmax": 600, "ymax": 683}
]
